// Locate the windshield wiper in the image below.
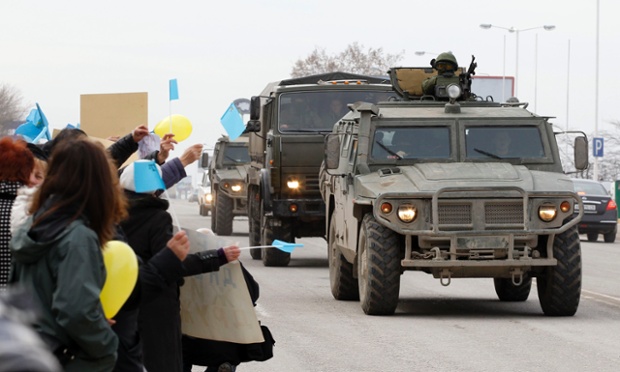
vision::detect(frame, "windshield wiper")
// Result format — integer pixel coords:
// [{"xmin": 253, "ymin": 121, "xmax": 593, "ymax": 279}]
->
[
  {"xmin": 376, "ymin": 141, "xmax": 402, "ymax": 160},
  {"xmin": 474, "ymin": 148, "xmax": 503, "ymax": 159}
]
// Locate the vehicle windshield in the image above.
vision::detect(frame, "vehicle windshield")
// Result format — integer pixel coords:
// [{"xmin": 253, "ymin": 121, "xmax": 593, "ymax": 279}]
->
[
  {"xmin": 279, "ymin": 90, "xmax": 397, "ymax": 132},
  {"xmin": 371, "ymin": 127, "xmax": 451, "ymax": 160},
  {"xmin": 465, "ymin": 126, "xmax": 546, "ymax": 160},
  {"xmin": 222, "ymin": 145, "xmax": 250, "ymax": 165}
]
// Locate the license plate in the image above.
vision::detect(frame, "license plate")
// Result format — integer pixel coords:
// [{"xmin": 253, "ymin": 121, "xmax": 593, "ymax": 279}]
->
[{"xmin": 583, "ymin": 204, "xmax": 596, "ymax": 211}]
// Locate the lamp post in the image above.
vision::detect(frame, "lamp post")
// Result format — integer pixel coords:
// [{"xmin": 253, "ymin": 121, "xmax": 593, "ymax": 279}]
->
[
  {"xmin": 414, "ymin": 51, "xmax": 439, "ymax": 57},
  {"xmin": 480, "ymin": 24, "xmax": 555, "ymax": 98}
]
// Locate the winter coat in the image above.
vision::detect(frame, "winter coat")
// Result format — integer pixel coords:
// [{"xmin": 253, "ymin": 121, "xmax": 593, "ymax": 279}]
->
[
  {"xmin": 9, "ymin": 200, "xmax": 118, "ymax": 372},
  {"xmin": 1, "ymin": 180, "xmax": 23, "ymax": 291},
  {"xmin": 119, "ymin": 191, "xmax": 227, "ymax": 372}
]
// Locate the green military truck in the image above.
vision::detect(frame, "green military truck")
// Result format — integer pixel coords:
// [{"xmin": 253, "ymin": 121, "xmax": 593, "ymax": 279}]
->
[
  {"xmin": 207, "ymin": 135, "xmax": 251, "ymax": 236},
  {"xmin": 244, "ymin": 72, "xmax": 399, "ymax": 266},
  {"xmin": 321, "ymin": 66, "xmax": 589, "ymax": 316}
]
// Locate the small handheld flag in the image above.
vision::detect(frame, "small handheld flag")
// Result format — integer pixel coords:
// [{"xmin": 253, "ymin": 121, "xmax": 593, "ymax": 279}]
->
[
  {"xmin": 220, "ymin": 102, "xmax": 245, "ymax": 141},
  {"xmin": 238, "ymin": 240, "xmax": 304, "ymax": 253},
  {"xmin": 169, "ymin": 79, "xmax": 179, "ymax": 101}
]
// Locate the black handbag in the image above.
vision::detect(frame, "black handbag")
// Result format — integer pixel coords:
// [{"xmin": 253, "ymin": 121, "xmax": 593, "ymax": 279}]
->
[{"xmin": 241, "ymin": 323, "xmax": 275, "ymax": 362}]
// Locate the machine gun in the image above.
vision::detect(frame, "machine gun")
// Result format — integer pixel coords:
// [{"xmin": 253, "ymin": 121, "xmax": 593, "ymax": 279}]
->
[{"xmin": 460, "ymin": 55, "xmax": 477, "ymax": 99}]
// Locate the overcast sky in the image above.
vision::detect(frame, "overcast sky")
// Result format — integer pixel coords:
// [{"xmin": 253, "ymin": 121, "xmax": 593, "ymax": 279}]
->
[{"xmin": 3, "ymin": 0, "xmax": 619, "ymax": 181}]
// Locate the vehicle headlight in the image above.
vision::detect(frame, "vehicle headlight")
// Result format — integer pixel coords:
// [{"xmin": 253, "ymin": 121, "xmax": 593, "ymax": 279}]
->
[
  {"xmin": 447, "ymin": 84, "xmax": 461, "ymax": 99},
  {"xmin": 538, "ymin": 204, "xmax": 557, "ymax": 222},
  {"xmin": 397, "ymin": 204, "xmax": 417, "ymax": 223},
  {"xmin": 206, "ymin": 194, "xmax": 213, "ymax": 202},
  {"xmin": 287, "ymin": 179, "xmax": 300, "ymax": 190},
  {"xmin": 231, "ymin": 185, "xmax": 242, "ymax": 192}
]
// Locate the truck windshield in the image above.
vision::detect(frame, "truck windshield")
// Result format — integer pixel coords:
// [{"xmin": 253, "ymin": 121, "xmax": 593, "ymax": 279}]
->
[
  {"xmin": 371, "ymin": 127, "xmax": 451, "ymax": 160},
  {"xmin": 222, "ymin": 145, "xmax": 250, "ymax": 165},
  {"xmin": 279, "ymin": 90, "xmax": 397, "ymax": 132},
  {"xmin": 465, "ymin": 126, "xmax": 545, "ymax": 160}
]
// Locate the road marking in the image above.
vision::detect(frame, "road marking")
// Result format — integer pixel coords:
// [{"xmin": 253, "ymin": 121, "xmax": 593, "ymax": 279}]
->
[{"xmin": 581, "ymin": 289, "xmax": 620, "ymax": 307}]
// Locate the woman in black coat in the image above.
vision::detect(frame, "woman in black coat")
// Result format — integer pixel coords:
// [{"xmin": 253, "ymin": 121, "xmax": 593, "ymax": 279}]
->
[{"xmin": 118, "ymin": 161, "xmax": 239, "ymax": 372}]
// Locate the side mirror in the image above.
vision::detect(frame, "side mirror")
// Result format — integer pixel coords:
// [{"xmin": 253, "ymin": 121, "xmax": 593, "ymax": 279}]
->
[
  {"xmin": 250, "ymin": 96, "xmax": 261, "ymax": 121},
  {"xmin": 574, "ymin": 136, "xmax": 588, "ymax": 171},
  {"xmin": 199, "ymin": 152, "xmax": 209, "ymax": 169},
  {"xmin": 325, "ymin": 134, "xmax": 341, "ymax": 170},
  {"xmin": 244, "ymin": 120, "xmax": 261, "ymax": 133}
]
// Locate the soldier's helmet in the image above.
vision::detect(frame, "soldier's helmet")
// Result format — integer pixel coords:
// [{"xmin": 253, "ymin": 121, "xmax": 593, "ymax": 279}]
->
[{"xmin": 432, "ymin": 51, "xmax": 458, "ymax": 73}]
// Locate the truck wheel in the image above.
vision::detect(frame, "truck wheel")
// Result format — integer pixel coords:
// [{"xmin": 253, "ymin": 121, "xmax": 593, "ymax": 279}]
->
[
  {"xmin": 493, "ymin": 276, "xmax": 532, "ymax": 302},
  {"xmin": 248, "ymin": 186, "xmax": 262, "ymax": 259},
  {"xmin": 214, "ymin": 192, "xmax": 233, "ymax": 236},
  {"xmin": 328, "ymin": 214, "xmax": 359, "ymax": 301},
  {"xmin": 262, "ymin": 217, "xmax": 291, "ymax": 267},
  {"xmin": 603, "ymin": 226, "xmax": 617, "ymax": 243},
  {"xmin": 358, "ymin": 213, "xmax": 401, "ymax": 315},
  {"xmin": 199, "ymin": 204, "xmax": 209, "ymax": 216},
  {"xmin": 586, "ymin": 232, "xmax": 598, "ymax": 242},
  {"xmin": 210, "ymin": 190, "xmax": 217, "ymax": 232},
  {"xmin": 537, "ymin": 226, "xmax": 581, "ymax": 316}
]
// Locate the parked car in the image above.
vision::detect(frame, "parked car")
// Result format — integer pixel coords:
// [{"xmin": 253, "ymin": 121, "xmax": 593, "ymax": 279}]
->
[
  {"xmin": 572, "ymin": 178, "xmax": 618, "ymax": 242},
  {"xmin": 188, "ymin": 187, "xmax": 199, "ymax": 203}
]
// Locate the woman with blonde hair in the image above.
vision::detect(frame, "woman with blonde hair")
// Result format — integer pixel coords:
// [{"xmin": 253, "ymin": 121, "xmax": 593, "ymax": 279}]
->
[{"xmin": 10, "ymin": 137, "xmax": 128, "ymax": 371}]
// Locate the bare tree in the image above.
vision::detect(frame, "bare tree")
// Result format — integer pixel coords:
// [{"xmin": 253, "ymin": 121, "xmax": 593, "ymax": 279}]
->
[
  {"xmin": 0, "ymin": 84, "xmax": 28, "ymax": 136},
  {"xmin": 291, "ymin": 42, "xmax": 404, "ymax": 78}
]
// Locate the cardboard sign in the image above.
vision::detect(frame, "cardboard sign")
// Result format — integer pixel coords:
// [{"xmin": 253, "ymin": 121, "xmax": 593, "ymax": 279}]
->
[
  {"xmin": 80, "ymin": 92, "xmax": 147, "ymax": 140},
  {"xmin": 179, "ymin": 228, "xmax": 263, "ymax": 343}
]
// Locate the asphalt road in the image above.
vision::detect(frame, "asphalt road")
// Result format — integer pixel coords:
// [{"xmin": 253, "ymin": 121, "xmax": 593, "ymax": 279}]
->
[{"xmin": 169, "ymin": 198, "xmax": 620, "ymax": 372}]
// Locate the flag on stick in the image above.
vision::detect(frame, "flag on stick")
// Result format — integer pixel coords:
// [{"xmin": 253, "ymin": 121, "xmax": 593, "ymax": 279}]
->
[
  {"xmin": 220, "ymin": 102, "xmax": 245, "ymax": 141},
  {"xmin": 169, "ymin": 79, "xmax": 179, "ymax": 101}
]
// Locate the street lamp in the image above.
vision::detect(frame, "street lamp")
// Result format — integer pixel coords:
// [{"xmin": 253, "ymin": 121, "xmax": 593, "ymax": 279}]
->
[
  {"xmin": 480, "ymin": 23, "xmax": 555, "ymax": 97},
  {"xmin": 414, "ymin": 51, "xmax": 439, "ymax": 56}
]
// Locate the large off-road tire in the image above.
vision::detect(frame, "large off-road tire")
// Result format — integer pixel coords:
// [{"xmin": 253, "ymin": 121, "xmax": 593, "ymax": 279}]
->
[
  {"xmin": 603, "ymin": 225, "xmax": 617, "ymax": 243},
  {"xmin": 248, "ymin": 186, "xmax": 262, "ymax": 259},
  {"xmin": 214, "ymin": 192, "xmax": 233, "ymax": 236},
  {"xmin": 537, "ymin": 226, "xmax": 582, "ymax": 316},
  {"xmin": 210, "ymin": 189, "xmax": 217, "ymax": 232},
  {"xmin": 586, "ymin": 232, "xmax": 598, "ymax": 242},
  {"xmin": 199, "ymin": 203, "xmax": 209, "ymax": 217},
  {"xmin": 357, "ymin": 213, "xmax": 401, "ymax": 315},
  {"xmin": 261, "ymin": 217, "xmax": 292, "ymax": 267},
  {"xmin": 328, "ymin": 214, "xmax": 359, "ymax": 301},
  {"xmin": 493, "ymin": 276, "xmax": 532, "ymax": 302}
]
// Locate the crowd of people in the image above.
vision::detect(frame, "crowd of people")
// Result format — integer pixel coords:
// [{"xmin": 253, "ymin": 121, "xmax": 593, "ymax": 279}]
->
[{"xmin": 0, "ymin": 125, "xmax": 247, "ymax": 372}]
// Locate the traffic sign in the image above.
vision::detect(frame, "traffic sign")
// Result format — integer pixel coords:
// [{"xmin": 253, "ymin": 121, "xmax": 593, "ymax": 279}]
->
[{"xmin": 593, "ymin": 137, "xmax": 604, "ymax": 157}]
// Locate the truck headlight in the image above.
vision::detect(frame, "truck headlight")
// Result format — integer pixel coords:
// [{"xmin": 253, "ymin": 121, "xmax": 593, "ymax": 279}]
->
[
  {"xmin": 231, "ymin": 185, "xmax": 242, "ymax": 192},
  {"xmin": 287, "ymin": 179, "xmax": 300, "ymax": 190},
  {"xmin": 538, "ymin": 204, "xmax": 557, "ymax": 222},
  {"xmin": 397, "ymin": 204, "xmax": 417, "ymax": 223},
  {"xmin": 206, "ymin": 193, "xmax": 213, "ymax": 202}
]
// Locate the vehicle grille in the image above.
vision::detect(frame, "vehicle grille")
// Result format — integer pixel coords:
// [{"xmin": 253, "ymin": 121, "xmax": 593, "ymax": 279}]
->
[
  {"xmin": 434, "ymin": 200, "xmax": 524, "ymax": 231},
  {"xmin": 304, "ymin": 175, "xmax": 320, "ymax": 192}
]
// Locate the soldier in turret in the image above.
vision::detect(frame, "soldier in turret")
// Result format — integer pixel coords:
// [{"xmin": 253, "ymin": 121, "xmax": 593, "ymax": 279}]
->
[{"xmin": 421, "ymin": 51, "xmax": 460, "ymax": 96}]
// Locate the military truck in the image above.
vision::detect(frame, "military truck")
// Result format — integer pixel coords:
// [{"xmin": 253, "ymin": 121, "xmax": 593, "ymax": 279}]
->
[
  {"xmin": 207, "ymin": 135, "xmax": 250, "ymax": 236},
  {"xmin": 321, "ymin": 65, "xmax": 589, "ymax": 316},
  {"xmin": 244, "ymin": 72, "xmax": 399, "ymax": 266}
]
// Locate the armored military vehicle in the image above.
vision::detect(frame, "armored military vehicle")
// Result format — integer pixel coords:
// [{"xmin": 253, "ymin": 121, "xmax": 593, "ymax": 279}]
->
[
  {"xmin": 207, "ymin": 135, "xmax": 250, "ymax": 236},
  {"xmin": 321, "ymin": 65, "xmax": 589, "ymax": 316},
  {"xmin": 245, "ymin": 72, "xmax": 399, "ymax": 265}
]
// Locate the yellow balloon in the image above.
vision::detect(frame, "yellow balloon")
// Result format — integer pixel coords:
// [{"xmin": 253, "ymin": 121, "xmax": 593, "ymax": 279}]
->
[
  {"xmin": 154, "ymin": 114, "xmax": 193, "ymax": 142},
  {"xmin": 100, "ymin": 240, "xmax": 138, "ymax": 319}
]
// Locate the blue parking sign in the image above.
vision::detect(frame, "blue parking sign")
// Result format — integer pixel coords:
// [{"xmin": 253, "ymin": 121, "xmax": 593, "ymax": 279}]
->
[{"xmin": 593, "ymin": 137, "xmax": 604, "ymax": 157}]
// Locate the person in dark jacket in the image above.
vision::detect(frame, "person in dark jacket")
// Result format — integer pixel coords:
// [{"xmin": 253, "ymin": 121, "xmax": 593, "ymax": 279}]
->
[
  {"xmin": 9, "ymin": 137, "xmax": 128, "ymax": 371},
  {"xmin": 119, "ymin": 160, "xmax": 240, "ymax": 372}
]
